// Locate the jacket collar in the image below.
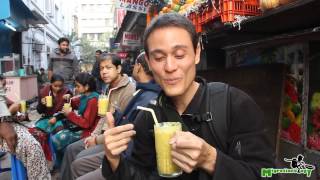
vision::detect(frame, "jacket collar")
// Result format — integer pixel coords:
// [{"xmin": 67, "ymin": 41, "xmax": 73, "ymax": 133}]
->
[
  {"xmin": 157, "ymin": 76, "xmax": 207, "ymax": 110},
  {"xmin": 112, "ymin": 74, "xmax": 131, "ymax": 90}
]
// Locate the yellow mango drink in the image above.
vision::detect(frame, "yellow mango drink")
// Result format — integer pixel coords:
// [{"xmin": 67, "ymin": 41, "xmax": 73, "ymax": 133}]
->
[
  {"xmin": 136, "ymin": 106, "xmax": 182, "ymax": 178},
  {"xmin": 98, "ymin": 95, "xmax": 108, "ymax": 116},
  {"xmin": 63, "ymin": 103, "xmax": 72, "ymax": 111},
  {"xmin": 20, "ymin": 100, "xmax": 27, "ymax": 113},
  {"xmin": 154, "ymin": 122, "xmax": 182, "ymax": 177},
  {"xmin": 46, "ymin": 96, "xmax": 53, "ymax": 107}
]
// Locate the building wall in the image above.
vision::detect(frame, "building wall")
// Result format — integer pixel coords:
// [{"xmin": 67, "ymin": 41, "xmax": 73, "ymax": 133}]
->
[
  {"xmin": 76, "ymin": 0, "xmax": 115, "ymax": 49},
  {"xmin": 21, "ymin": 0, "xmax": 74, "ymax": 70}
]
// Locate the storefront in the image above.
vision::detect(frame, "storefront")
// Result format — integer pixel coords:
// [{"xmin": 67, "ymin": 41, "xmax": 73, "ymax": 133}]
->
[{"xmin": 0, "ymin": 0, "xmax": 47, "ymax": 101}]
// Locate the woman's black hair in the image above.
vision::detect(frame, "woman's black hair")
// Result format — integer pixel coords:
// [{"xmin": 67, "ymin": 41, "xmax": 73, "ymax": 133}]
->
[
  {"xmin": 75, "ymin": 72, "xmax": 97, "ymax": 92},
  {"xmin": 0, "ymin": 74, "xmax": 4, "ymax": 81},
  {"xmin": 50, "ymin": 74, "xmax": 65, "ymax": 83}
]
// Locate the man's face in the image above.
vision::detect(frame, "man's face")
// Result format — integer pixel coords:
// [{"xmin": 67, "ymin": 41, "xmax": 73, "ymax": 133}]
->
[
  {"xmin": 95, "ymin": 52, "xmax": 101, "ymax": 59},
  {"xmin": 146, "ymin": 27, "xmax": 200, "ymax": 97},
  {"xmin": 59, "ymin": 41, "xmax": 69, "ymax": 53},
  {"xmin": 99, "ymin": 59, "xmax": 121, "ymax": 84}
]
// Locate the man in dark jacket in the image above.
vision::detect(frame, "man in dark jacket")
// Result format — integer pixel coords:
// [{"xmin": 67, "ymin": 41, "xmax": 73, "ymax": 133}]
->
[
  {"xmin": 102, "ymin": 13, "xmax": 275, "ymax": 180},
  {"xmin": 60, "ymin": 52, "xmax": 161, "ymax": 180},
  {"xmin": 91, "ymin": 50, "xmax": 104, "ymax": 93},
  {"xmin": 48, "ymin": 37, "xmax": 79, "ymax": 90}
]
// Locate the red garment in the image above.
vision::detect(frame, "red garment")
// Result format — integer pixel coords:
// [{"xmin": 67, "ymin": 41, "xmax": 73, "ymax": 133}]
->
[
  {"xmin": 67, "ymin": 97, "xmax": 99, "ymax": 138},
  {"xmin": 37, "ymin": 85, "xmax": 71, "ymax": 116}
]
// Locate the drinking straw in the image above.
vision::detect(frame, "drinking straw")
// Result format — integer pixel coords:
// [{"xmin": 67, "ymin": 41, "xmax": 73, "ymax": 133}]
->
[{"xmin": 137, "ymin": 106, "xmax": 159, "ymax": 126}]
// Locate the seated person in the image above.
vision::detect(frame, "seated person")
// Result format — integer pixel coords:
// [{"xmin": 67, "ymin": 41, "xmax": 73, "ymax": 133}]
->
[
  {"xmin": 60, "ymin": 53, "xmax": 137, "ymax": 179},
  {"xmin": 51, "ymin": 73, "xmax": 100, "ymax": 152},
  {"xmin": 29, "ymin": 74, "xmax": 72, "ymax": 160},
  {"xmin": 68, "ymin": 52, "xmax": 161, "ymax": 180},
  {"xmin": 0, "ymin": 75, "xmax": 50, "ymax": 179}
]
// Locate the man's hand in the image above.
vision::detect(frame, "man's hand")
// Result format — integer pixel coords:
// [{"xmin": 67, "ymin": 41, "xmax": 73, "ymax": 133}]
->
[
  {"xmin": 0, "ymin": 122, "xmax": 17, "ymax": 153},
  {"xmin": 48, "ymin": 117, "xmax": 57, "ymax": 125},
  {"xmin": 170, "ymin": 131, "xmax": 217, "ymax": 174},
  {"xmin": 104, "ymin": 112, "xmax": 136, "ymax": 172},
  {"xmin": 84, "ymin": 136, "xmax": 96, "ymax": 149}
]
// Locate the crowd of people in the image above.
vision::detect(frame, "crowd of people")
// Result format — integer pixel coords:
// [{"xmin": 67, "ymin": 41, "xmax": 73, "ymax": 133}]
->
[{"xmin": 0, "ymin": 13, "xmax": 275, "ymax": 180}]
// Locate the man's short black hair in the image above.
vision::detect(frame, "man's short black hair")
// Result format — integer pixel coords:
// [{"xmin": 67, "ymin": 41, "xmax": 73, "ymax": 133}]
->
[
  {"xmin": 96, "ymin": 50, "xmax": 102, "ymax": 54},
  {"xmin": 99, "ymin": 53, "xmax": 123, "ymax": 74},
  {"xmin": 143, "ymin": 13, "xmax": 199, "ymax": 57},
  {"xmin": 58, "ymin": 37, "xmax": 70, "ymax": 45},
  {"xmin": 135, "ymin": 52, "xmax": 152, "ymax": 76},
  {"xmin": 40, "ymin": 68, "xmax": 45, "ymax": 71}
]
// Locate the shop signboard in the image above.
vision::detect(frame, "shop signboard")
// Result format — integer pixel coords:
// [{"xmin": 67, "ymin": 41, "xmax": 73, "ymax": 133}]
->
[
  {"xmin": 116, "ymin": 0, "xmax": 149, "ymax": 14},
  {"xmin": 122, "ymin": 31, "xmax": 140, "ymax": 46}
]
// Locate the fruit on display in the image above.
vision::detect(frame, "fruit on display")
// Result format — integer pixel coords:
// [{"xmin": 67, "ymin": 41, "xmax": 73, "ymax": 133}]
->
[
  {"xmin": 287, "ymin": 123, "xmax": 301, "ymax": 144},
  {"xmin": 160, "ymin": 0, "xmax": 198, "ymax": 15},
  {"xmin": 311, "ymin": 92, "xmax": 320, "ymax": 112},
  {"xmin": 282, "ymin": 117, "xmax": 291, "ymax": 130},
  {"xmin": 281, "ymin": 77, "xmax": 302, "ymax": 143},
  {"xmin": 260, "ymin": 0, "xmax": 280, "ymax": 11},
  {"xmin": 307, "ymin": 92, "xmax": 320, "ymax": 150},
  {"xmin": 308, "ymin": 133, "xmax": 320, "ymax": 150}
]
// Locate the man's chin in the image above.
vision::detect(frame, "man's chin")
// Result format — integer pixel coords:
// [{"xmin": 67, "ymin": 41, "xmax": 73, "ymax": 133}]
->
[{"xmin": 163, "ymin": 88, "xmax": 183, "ymax": 97}]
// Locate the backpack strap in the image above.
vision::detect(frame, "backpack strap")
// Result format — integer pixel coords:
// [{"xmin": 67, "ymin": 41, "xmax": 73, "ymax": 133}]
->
[{"xmin": 205, "ymin": 82, "xmax": 230, "ymax": 152}]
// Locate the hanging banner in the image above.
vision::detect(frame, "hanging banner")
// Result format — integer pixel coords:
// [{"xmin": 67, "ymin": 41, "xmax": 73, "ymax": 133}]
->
[
  {"xmin": 116, "ymin": 0, "xmax": 149, "ymax": 14},
  {"xmin": 122, "ymin": 31, "xmax": 140, "ymax": 46}
]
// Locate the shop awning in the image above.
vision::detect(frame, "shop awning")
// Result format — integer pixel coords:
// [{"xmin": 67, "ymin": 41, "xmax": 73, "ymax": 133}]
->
[{"xmin": 0, "ymin": 0, "xmax": 48, "ymax": 32}]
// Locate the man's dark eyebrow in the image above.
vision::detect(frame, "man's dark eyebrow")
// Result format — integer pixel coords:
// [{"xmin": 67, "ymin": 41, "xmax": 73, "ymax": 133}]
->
[
  {"xmin": 150, "ymin": 49, "xmax": 166, "ymax": 56},
  {"xmin": 150, "ymin": 45, "xmax": 188, "ymax": 56},
  {"xmin": 172, "ymin": 45, "xmax": 188, "ymax": 50}
]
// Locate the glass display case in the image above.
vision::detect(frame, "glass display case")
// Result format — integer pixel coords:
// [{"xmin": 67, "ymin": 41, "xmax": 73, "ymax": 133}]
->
[{"xmin": 0, "ymin": 53, "xmax": 20, "ymax": 75}]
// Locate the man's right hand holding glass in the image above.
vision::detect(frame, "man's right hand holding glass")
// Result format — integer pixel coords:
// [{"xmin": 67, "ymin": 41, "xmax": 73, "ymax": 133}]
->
[{"xmin": 104, "ymin": 112, "xmax": 136, "ymax": 172}]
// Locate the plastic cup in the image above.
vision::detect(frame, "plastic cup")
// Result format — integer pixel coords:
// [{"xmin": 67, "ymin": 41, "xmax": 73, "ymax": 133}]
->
[
  {"xmin": 63, "ymin": 103, "xmax": 72, "ymax": 111},
  {"xmin": 20, "ymin": 100, "xmax": 27, "ymax": 113},
  {"xmin": 154, "ymin": 122, "xmax": 182, "ymax": 178},
  {"xmin": 98, "ymin": 95, "xmax": 108, "ymax": 116},
  {"xmin": 45, "ymin": 96, "xmax": 53, "ymax": 108}
]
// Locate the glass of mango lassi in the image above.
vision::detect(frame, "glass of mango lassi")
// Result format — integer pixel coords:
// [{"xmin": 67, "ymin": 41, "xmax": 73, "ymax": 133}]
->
[
  {"xmin": 98, "ymin": 95, "xmax": 108, "ymax": 116},
  {"xmin": 154, "ymin": 122, "xmax": 182, "ymax": 178}
]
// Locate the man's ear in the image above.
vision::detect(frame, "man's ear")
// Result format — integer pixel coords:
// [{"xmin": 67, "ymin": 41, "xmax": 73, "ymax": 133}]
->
[
  {"xmin": 117, "ymin": 65, "xmax": 122, "ymax": 74},
  {"xmin": 195, "ymin": 42, "xmax": 201, "ymax": 65},
  {"xmin": 144, "ymin": 54, "xmax": 152, "ymax": 71},
  {"xmin": 136, "ymin": 63, "xmax": 142, "ymax": 73}
]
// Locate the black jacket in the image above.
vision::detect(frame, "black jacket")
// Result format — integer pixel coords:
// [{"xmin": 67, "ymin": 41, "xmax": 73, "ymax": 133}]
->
[{"xmin": 102, "ymin": 78, "xmax": 275, "ymax": 180}]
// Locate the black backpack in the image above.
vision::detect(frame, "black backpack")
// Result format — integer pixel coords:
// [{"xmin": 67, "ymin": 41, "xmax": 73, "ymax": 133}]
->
[{"xmin": 156, "ymin": 82, "xmax": 230, "ymax": 152}]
